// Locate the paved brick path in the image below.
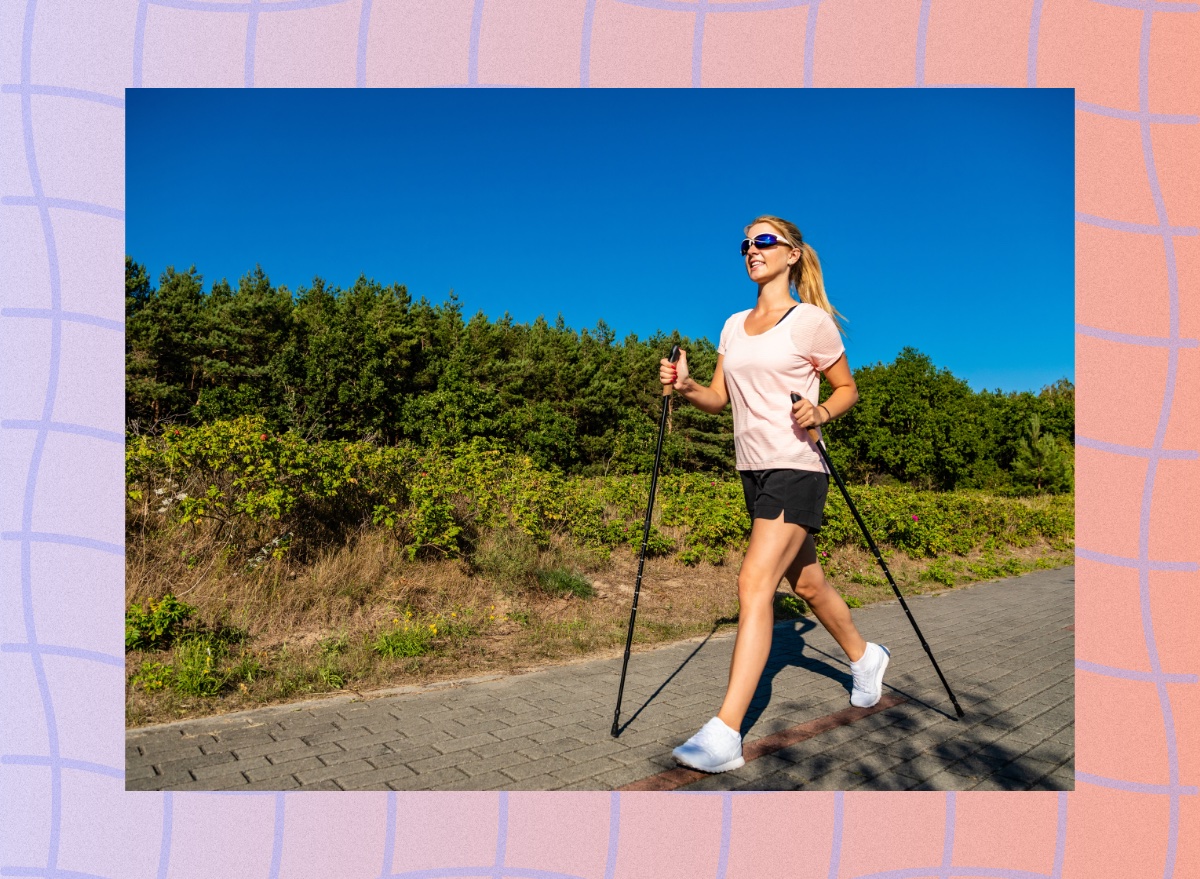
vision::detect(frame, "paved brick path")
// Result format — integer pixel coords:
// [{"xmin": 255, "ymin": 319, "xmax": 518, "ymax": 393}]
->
[{"xmin": 127, "ymin": 565, "xmax": 1074, "ymax": 791}]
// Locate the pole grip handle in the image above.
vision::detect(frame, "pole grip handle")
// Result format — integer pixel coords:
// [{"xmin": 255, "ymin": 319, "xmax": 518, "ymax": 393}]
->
[
  {"xmin": 790, "ymin": 392, "xmax": 821, "ymax": 443},
  {"xmin": 663, "ymin": 345, "xmax": 681, "ymax": 397}
]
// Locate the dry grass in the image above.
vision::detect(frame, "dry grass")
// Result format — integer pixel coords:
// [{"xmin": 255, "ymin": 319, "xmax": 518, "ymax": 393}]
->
[{"xmin": 125, "ymin": 525, "xmax": 1072, "ymax": 728}]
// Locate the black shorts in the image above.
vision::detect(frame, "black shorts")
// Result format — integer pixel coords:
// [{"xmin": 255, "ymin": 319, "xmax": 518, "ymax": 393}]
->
[{"xmin": 739, "ymin": 468, "xmax": 829, "ymax": 534}]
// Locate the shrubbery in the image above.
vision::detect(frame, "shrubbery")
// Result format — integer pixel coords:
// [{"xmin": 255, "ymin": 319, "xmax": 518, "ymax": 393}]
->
[{"xmin": 128, "ymin": 418, "xmax": 1073, "ymax": 567}]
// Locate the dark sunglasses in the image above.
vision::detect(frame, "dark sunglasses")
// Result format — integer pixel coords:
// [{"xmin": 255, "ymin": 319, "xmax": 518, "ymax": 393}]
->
[{"xmin": 740, "ymin": 234, "xmax": 795, "ymax": 256}]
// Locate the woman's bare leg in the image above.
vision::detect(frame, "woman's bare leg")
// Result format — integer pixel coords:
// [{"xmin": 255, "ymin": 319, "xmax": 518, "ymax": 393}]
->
[
  {"xmin": 715, "ymin": 513, "xmax": 809, "ymax": 733},
  {"xmin": 785, "ymin": 532, "xmax": 866, "ymax": 662}
]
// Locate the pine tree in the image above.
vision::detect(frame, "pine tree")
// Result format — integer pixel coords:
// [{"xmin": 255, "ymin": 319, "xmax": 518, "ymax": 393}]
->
[{"xmin": 1011, "ymin": 414, "xmax": 1072, "ymax": 493}]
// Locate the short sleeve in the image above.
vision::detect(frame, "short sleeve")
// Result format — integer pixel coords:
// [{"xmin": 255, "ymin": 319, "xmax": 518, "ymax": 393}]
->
[{"xmin": 790, "ymin": 306, "xmax": 845, "ymax": 371}]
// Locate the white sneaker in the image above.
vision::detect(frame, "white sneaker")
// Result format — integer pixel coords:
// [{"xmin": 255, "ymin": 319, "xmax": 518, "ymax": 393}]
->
[
  {"xmin": 672, "ymin": 717, "xmax": 745, "ymax": 773},
  {"xmin": 850, "ymin": 642, "xmax": 890, "ymax": 708}
]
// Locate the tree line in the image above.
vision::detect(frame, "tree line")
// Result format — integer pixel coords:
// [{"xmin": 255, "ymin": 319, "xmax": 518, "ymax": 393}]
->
[{"xmin": 125, "ymin": 258, "xmax": 1074, "ymax": 493}]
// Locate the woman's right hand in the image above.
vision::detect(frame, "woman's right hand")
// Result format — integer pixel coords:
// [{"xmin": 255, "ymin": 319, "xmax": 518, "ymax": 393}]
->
[{"xmin": 661, "ymin": 348, "xmax": 689, "ymax": 390}]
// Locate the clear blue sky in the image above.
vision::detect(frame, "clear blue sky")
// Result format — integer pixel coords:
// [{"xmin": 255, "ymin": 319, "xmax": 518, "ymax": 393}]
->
[{"xmin": 127, "ymin": 88, "xmax": 1073, "ymax": 394}]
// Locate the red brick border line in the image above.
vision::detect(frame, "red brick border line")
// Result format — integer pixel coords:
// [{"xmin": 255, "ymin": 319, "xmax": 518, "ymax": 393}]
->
[{"xmin": 617, "ymin": 693, "xmax": 907, "ymax": 791}]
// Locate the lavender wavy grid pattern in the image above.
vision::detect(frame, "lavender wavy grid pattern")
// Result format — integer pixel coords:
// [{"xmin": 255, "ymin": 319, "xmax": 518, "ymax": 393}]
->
[{"xmin": 0, "ymin": 2, "xmax": 1193, "ymax": 879}]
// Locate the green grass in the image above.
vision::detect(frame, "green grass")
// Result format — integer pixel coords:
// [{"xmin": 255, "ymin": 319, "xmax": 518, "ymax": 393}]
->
[
  {"xmin": 373, "ymin": 624, "xmax": 436, "ymax": 658},
  {"xmin": 536, "ymin": 568, "xmax": 595, "ymax": 599}
]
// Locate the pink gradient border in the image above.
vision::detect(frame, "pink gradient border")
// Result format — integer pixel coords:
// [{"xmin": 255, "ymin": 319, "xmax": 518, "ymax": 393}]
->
[{"xmin": 1, "ymin": 1, "xmax": 1197, "ymax": 877}]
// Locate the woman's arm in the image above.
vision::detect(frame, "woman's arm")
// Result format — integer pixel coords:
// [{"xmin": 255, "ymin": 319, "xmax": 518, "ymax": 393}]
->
[
  {"xmin": 791, "ymin": 352, "xmax": 858, "ymax": 428},
  {"xmin": 660, "ymin": 350, "xmax": 730, "ymax": 415}
]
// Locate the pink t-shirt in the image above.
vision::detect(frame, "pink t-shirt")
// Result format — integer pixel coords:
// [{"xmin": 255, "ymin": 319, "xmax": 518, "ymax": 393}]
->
[{"xmin": 717, "ymin": 303, "xmax": 845, "ymax": 473}]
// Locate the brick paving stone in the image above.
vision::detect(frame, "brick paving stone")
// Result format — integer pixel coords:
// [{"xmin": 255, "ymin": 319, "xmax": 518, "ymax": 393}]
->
[
  {"xmin": 491, "ymin": 720, "xmax": 554, "ymax": 742},
  {"xmin": 336, "ymin": 765, "xmax": 417, "ymax": 790},
  {"xmin": 1044, "ymin": 766, "xmax": 1075, "ymax": 789},
  {"xmin": 502, "ymin": 754, "xmax": 574, "ymax": 781},
  {"xmin": 300, "ymin": 725, "xmax": 371, "ymax": 747},
  {"xmin": 995, "ymin": 757, "xmax": 1060, "ymax": 786},
  {"xmin": 430, "ymin": 731, "xmax": 503, "ymax": 755},
  {"xmin": 230, "ymin": 737, "xmax": 311, "ymax": 761},
  {"xmin": 126, "ymin": 770, "xmax": 193, "ymax": 791},
  {"xmin": 202, "ymin": 731, "xmax": 275, "ymax": 753},
  {"xmin": 732, "ymin": 770, "xmax": 805, "ymax": 791},
  {"xmin": 125, "ymin": 762, "xmax": 158, "ymax": 781},
  {"xmin": 558, "ymin": 740, "xmax": 626, "ymax": 765},
  {"xmin": 460, "ymin": 750, "xmax": 540, "ymax": 777},
  {"xmin": 263, "ymin": 743, "xmax": 343, "ymax": 767},
  {"xmin": 1022, "ymin": 739, "xmax": 1072, "ymax": 766},
  {"xmin": 152, "ymin": 751, "xmax": 239, "ymax": 778},
  {"xmin": 245, "ymin": 756, "xmax": 325, "ymax": 783},
  {"xmin": 840, "ymin": 750, "xmax": 910, "ymax": 781},
  {"xmin": 609, "ymin": 741, "xmax": 672, "ymax": 768},
  {"xmin": 969, "ymin": 776, "xmax": 1020, "ymax": 791},
  {"xmin": 320, "ymin": 743, "xmax": 392, "ymax": 766},
  {"xmin": 188, "ymin": 769, "xmax": 250, "ymax": 789},
  {"xmin": 370, "ymin": 743, "xmax": 438, "ymax": 766},
  {"xmin": 407, "ymin": 766, "xmax": 470, "ymax": 789},
  {"xmin": 471, "ymin": 736, "xmax": 535, "ymax": 760},
  {"xmin": 800, "ymin": 768, "xmax": 874, "ymax": 791},
  {"xmin": 948, "ymin": 751, "xmax": 1011, "ymax": 778},
  {"xmin": 547, "ymin": 756, "xmax": 626, "ymax": 786},
  {"xmin": 434, "ymin": 770, "xmax": 516, "ymax": 791},
  {"xmin": 170, "ymin": 776, "xmax": 254, "ymax": 791},
  {"xmin": 191, "ymin": 756, "xmax": 270, "ymax": 781},
  {"xmin": 272, "ymin": 714, "xmax": 332, "ymax": 732},
  {"xmin": 294, "ymin": 759, "xmax": 375, "ymax": 786},
  {"xmin": 321, "ymin": 728, "xmax": 409, "ymax": 752},
  {"xmin": 406, "ymin": 750, "xmax": 479, "ymax": 775},
  {"xmin": 907, "ymin": 770, "xmax": 973, "ymax": 791},
  {"xmin": 243, "ymin": 776, "xmax": 301, "ymax": 791},
  {"xmin": 891, "ymin": 752, "xmax": 959, "ymax": 782},
  {"xmin": 135, "ymin": 742, "xmax": 206, "ymax": 763}
]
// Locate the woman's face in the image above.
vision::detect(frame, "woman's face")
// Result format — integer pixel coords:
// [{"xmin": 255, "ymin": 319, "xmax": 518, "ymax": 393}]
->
[{"xmin": 743, "ymin": 222, "xmax": 797, "ymax": 285}]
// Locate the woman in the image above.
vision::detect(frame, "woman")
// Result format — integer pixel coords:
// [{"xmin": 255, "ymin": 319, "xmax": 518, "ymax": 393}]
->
[{"xmin": 661, "ymin": 215, "xmax": 889, "ymax": 773}]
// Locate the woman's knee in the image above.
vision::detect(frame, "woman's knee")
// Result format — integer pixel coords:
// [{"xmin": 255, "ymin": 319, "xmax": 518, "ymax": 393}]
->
[
  {"xmin": 791, "ymin": 567, "xmax": 826, "ymax": 603},
  {"xmin": 736, "ymin": 569, "xmax": 778, "ymax": 607}
]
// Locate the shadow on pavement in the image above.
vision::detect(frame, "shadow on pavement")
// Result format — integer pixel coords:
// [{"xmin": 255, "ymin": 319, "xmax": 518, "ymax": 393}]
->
[
  {"xmin": 614, "ymin": 623, "xmax": 722, "ymax": 737},
  {"xmin": 742, "ymin": 621, "xmax": 960, "ymax": 735}
]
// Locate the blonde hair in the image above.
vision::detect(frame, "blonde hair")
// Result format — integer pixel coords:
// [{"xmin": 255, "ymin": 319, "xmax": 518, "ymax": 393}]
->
[{"xmin": 745, "ymin": 215, "xmax": 846, "ymax": 333}]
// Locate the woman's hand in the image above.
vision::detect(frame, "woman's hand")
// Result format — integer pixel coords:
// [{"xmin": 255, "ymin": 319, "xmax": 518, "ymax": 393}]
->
[
  {"xmin": 661, "ymin": 348, "xmax": 690, "ymax": 391},
  {"xmin": 790, "ymin": 395, "xmax": 826, "ymax": 428}
]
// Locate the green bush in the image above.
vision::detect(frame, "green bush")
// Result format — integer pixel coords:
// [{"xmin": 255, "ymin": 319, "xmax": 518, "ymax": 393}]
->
[
  {"xmin": 125, "ymin": 594, "xmax": 197, "ymax": 650},
  {"xmin": 774, "ymin": 594, "xmax": 808, "ymax": 619},
  {"xmin": 129, "ymin": 420, "xmax": 1073, "ymax": 567}
]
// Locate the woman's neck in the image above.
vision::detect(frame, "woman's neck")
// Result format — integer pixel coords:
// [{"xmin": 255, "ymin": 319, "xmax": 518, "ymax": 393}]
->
[{"xmin": 755, "ymin": 278, "xmax": 795, "ymax": 312}]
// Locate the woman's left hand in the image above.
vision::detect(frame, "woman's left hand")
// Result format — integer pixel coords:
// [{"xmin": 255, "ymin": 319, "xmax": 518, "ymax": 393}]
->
[{"xmin": 790, "ymin": 395, "xmax": 823, "ymax": 428}]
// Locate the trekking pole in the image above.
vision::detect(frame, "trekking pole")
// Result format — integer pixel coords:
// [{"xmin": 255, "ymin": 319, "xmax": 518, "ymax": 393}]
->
[
  {"xmin": 612, "ymin": 345, "xmax": 680, "ymax": 737},
  {"xmin": 792, "ymin": 393, "xmax": 965, "ymax": 719}
]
